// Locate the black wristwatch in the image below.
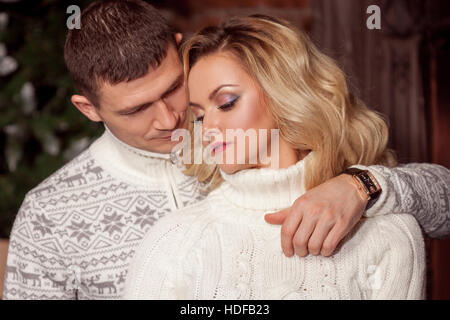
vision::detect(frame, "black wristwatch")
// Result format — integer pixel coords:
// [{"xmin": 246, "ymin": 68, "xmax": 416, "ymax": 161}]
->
[{"xmin": 342, "ymin": 168, "xmax": 382, "ymax": 208}]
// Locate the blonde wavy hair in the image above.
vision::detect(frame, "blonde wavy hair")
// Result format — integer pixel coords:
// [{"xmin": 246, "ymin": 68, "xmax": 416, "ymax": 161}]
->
[{"xmin": 182, "ymin": 15, "xmax": 396, "ymax": 191}]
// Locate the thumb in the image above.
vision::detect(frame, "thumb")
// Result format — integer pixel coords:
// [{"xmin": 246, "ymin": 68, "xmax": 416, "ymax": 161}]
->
[{"xmin": 264, "ymin": 209, "xmax": 289, "ymax": 225}]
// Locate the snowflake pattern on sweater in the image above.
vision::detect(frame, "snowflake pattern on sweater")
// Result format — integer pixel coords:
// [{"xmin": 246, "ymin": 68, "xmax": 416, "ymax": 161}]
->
[
  {"xmin": 3, "ymin": 132, "xmax": 206, "ymax": 300},
  {"xmin": 3, "ymin": 130, "xmax": 450, "ymax": 300}
]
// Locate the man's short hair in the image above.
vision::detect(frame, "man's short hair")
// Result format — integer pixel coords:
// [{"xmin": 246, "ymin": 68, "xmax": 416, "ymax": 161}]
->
[{"xmin": 64, "ymin": 0, "xmax": 176, "ymax": 107}]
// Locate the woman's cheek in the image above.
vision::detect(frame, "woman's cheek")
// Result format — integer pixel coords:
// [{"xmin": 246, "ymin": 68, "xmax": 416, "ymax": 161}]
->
[{"xmin": 230, "ymin": 103, "xmax": 257, "ymax": 131}]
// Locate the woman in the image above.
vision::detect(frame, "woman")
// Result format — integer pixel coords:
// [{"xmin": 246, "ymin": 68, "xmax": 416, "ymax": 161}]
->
[{"xmin": 124, "ymin": 15, "xmax": 425, "ymax": 299}]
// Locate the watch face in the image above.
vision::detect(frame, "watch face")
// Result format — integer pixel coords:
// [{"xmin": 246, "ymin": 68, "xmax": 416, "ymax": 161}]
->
[
  {"xmin": 360, "ymin": 174, "xmax": 368, "ymax": 183},
  {"xmin": 357, "ymin": 172, "xmax": 380, "ymax": 196}
]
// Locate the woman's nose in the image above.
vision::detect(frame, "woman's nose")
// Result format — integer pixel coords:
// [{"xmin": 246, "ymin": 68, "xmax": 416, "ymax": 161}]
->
[
  {"xmin": 202, "ymin": 113, "xmax": 222, "ymax": 144},
  {"xmin": 201, "ymin": 111, "xmax": 221, "ymax": 133}
]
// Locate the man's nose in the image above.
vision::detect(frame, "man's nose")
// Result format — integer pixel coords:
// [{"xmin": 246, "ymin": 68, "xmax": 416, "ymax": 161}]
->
[{"xmin": 154, "ymin": 99, "xmax": 180, "ymax": 130}]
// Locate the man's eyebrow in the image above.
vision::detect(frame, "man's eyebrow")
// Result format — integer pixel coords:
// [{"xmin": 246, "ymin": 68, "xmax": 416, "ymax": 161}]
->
[
  {"xmin": 161, "ymin": 73, "xmax": 184, "ymax": 98},
  {"xmin": 117, "ymin": 74, "xmax": 184, "ymax": 115},
  {"xmin": 208, "ymin": 84, "xmax": 238, "ymax": 100}
]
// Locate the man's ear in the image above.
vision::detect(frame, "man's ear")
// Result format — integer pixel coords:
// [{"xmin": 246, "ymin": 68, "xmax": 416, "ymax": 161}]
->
[
  {"xmin": 71, "ymin": 95, "xmax": 102, "ymax": 122},
  {"xmin": 175, "ymin": 33, "xmax": 183, "ymax": 45}
]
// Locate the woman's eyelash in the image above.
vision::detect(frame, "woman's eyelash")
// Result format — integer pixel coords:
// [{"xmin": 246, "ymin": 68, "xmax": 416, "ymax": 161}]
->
[
  {"xmin": 191, "ymin": 96, "xmax": 239, "ymax": 123},
  {"xmin": 218, "ymin": 96, "xmax": 239, "ymax": 111},
  {"xmin": 192, "ymin": 115, "xmax": 204, "ymax": 123}
]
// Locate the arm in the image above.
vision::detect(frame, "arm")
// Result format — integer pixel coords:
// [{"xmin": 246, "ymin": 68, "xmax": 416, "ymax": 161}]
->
[
  {"xmin": 265, "ymin": 162, "xmax": 450, "ymax": 257},
  {"xmin": 354, "ymin": 163, "xmax": 450, "ymax": 238},
  {"xmin": 3, "ymin": 196, "xmax": 75, "ymax": 300}
]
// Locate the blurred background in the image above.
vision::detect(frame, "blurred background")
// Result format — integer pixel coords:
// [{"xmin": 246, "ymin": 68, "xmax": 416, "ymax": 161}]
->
[{"xmin": 0, "ymin": 0, "xmax": 449, "ymax": 299}]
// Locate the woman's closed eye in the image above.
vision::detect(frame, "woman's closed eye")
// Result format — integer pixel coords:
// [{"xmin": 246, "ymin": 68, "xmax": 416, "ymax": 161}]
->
[
  {"xmin": 218, "ymin": 96, "xmax": 239, "ymax": 111},
  {"xmin": 194, "ymin": 115, "xmax": 204, "ymax": 123},
  {"xmin": 192, "ymin": 96, "xmax": 240, "ymax": 123}
]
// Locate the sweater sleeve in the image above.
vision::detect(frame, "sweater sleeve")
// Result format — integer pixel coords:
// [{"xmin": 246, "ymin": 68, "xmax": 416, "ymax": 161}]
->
[
  {"xmin": 362, "ymin": 214, "xmax": 426, "ymax": 300},
  {"xmin": 351, "ymin": 163, "xmax": 450, "ymax": 238},
  {"xmin": 3, "ymin": 195, "xmax": 75, "ymax": 300}
]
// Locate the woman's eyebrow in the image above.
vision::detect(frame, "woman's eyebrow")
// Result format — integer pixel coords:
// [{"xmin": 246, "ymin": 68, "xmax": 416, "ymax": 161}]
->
[
  {"xmin": 208, "ymin": 84, "xmax": 238, "ymax": 100},
  {"xmin": 189, "ymin": 84, "xmax": 239, "ymax": 108}
]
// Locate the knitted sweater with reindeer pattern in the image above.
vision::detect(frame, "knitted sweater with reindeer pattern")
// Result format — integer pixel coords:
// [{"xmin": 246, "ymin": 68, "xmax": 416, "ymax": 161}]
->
[
  {"xmin": 3, "ymin": 128, "xmax": 206, "ymax": 299},
  {"xmin": 3, "ymin": 128, "xmax": 450, "ymax": 299}
]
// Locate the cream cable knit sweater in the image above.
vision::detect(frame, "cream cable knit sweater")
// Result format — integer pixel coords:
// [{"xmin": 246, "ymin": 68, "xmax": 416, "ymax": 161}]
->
[{"xmin": 124, "ymin": 155, "xmax": 426, "ymax": 300}]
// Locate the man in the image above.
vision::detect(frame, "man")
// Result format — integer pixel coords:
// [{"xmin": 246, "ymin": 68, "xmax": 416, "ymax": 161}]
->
[{"xmin": 3, "ymin": 0, "xmax": 449, "ymax": 299}]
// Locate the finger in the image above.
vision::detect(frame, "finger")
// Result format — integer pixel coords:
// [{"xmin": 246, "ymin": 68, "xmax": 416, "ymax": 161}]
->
[
  {"xmin": 292, "ymin": 217, "xmax": 317, "ymax": 257},
  {"xmin": 320, "ymin": 220, "xmax": 350, "ymax": 257},
  {"xmin": 280, "ymin": 208, "xmax": 303, "ymax": 257},
  {"xmin": 264, "ymin": 209, "xmax": 289, "ymax": 225},
  {"xmin": 307, "ymin": 219, "xmax": 335, "ymax": 256}
]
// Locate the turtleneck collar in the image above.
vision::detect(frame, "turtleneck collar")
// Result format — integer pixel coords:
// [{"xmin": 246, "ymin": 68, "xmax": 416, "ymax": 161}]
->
[
  {"xmin": 218, "ymin": 153, "xmax": 313, "ymax": 211},
  {"xmin": 104, "ymin": 125, "xmax": 173, "ymax": 161},
  {"xmin": 89, "ymin": 125, "xmax": 182, "ymax": 185}
]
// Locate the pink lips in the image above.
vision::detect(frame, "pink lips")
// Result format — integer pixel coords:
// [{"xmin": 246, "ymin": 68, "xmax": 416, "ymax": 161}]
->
[{"xmin": 211, "ymin": 141, "xmax": 231, "ymax": 154}]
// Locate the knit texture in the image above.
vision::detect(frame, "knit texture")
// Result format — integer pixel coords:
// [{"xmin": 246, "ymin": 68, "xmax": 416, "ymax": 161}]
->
[
  {"xmin": 5, "ymin": 130, "xmax": 448, "ymax": 300},
  {"xmin": 124, "ymin": 154, "xmax": 426, "ymax": 300},
  {"xmin": 3, "ymin": 128, "xmax": 207, "ymax": 299},
  {"xmin": 357, "ymin": 163, "xmax": 450, "ymax": 238}
]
